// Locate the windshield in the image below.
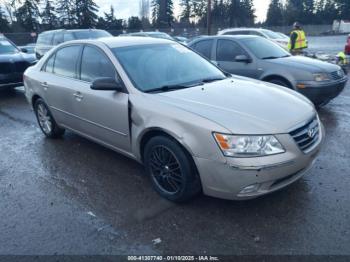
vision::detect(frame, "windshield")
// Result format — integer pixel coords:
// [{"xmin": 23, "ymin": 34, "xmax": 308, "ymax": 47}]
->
[
  {"xmin": 73, "ymin": 30, "xmax": 112, "ymax": 39},
  {"xmin": 242, "ymin": 37, "xmax": 290, "ymax": 59},
  {"xmin": 262, "ymin": 29, "xmax": 283, "ymax": 40},
  {"xmin": 0, "ymin": 38, "xmax": 19, "ymax": 54},
  {"xmin": 113, "ymin": 44, "xmax": 226, "ymax": 92}
]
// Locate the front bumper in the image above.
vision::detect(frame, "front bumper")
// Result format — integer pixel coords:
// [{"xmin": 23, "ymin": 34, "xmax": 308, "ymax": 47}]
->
[
  {"xmin": 194, "ymin": 123, "xmax": 324, "ymax": 200},
  {"xmin": 0, "ymin": 73, "xmax": 24, "ymax": 89},
  {"xmin": 297, "ymin": 77, "xmax": 347, "ymax": 105}
]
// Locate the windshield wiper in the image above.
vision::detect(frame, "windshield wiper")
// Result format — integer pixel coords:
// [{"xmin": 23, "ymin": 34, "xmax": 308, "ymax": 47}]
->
[
  {"xmin": 200, "ymin": 77, "xmax": 226, "ymax": 83},
  {"xmin": 262, "ymin": 56, "xmax": 280, "ymax": 60},
  {"xmin": 144, "ymin": 84, "xmax": 195, "ymax": 93}
]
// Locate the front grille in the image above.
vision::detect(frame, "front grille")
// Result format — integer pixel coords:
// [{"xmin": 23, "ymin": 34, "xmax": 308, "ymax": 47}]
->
[
  {"xmin": 330, "ymin": 70, "xmax": 344, "ymax": 80},
  {"xmin": 290, "ymin": 116, "xmax": 320, "ymax": 152}
]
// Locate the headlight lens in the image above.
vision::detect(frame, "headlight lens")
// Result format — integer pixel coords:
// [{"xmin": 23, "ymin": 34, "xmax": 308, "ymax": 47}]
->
[
  {"xmin": 313, "ymin": 73, "xmax": 330, "ymax": 82},
  {"xmin": 213, "ymin": 133, "xmax": 285, "ymax": 157}
]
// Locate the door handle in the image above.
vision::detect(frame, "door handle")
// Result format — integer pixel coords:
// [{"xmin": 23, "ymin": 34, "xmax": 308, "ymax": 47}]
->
[
  {"xmin": 41, "ymin": 82, "xmax": 49, "ymax": 90},
  {"xmin": 73, "ymin": 92, "xmax": 84, "ymax": 101}
]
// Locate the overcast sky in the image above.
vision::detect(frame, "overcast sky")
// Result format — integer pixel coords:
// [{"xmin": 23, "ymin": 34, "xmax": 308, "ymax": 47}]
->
[{"xmin": 96, "ymin": 0, "xmax": 270, "ymax": 23}]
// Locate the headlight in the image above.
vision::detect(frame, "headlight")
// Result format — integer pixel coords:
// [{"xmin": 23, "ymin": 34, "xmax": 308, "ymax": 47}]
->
[
  {"xmin": 213, "ymin": 133, "xmax": 285, "ymax": 157},
  {"xmin": 313, "ymin": 73, "xmax": 330, "ymax": 82}
]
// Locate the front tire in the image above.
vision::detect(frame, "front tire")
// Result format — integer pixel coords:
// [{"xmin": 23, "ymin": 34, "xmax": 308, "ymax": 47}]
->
[
  {"xmin": 268, "ymin": 78, "xmax": 291, "ymax": 88},
  {"xmin": 144, "ymin": 136, "xmax": 202, "ymax": 202},
  {"xmin": 34, "ymin": 98, "xmax": 65, "ymax": 138}
]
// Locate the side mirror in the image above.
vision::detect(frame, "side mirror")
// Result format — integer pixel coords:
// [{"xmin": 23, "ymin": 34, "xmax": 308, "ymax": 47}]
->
[
  {"xmin": 235, "ymin": 55, "xmax": 252, "ymax": 63},
  {"xmin": 91, "ymin": 77, "xmax": 124, "ymax": 92},
  {"xmin": 21, "ymin": 48, "xmax": 28, "ymax": 53}
]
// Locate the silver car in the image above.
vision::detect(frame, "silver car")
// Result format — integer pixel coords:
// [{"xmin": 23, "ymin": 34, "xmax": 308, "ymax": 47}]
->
[{"xmin": 24, "ymin": 37, "xmax": 324, "ymax": 202}]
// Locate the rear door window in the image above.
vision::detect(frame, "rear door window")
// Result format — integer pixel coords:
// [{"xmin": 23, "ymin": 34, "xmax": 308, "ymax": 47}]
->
[
  {"xmin": 216, "ymin": 40, "xmax": 247, "ymax": 62},
  {"xmin": 80, "ymin": 45, "xmax": 116, "ymax": 82},
  {"xmin": 192, "ymin": 40, "xmax": 213, "ymax": 59},
  {"xmin": 53, "ymin": 45, "xmax": 81, "ymax": 78},
  {"xmin": 37, "ymin": 33, "xmax": 53, "ymax": 45}
]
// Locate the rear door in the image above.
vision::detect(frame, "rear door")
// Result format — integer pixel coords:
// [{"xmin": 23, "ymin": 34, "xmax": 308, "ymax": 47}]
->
[
  {"xmin": 40, "ymin": 44, "xmax": 83, "ymax": 130},
  {"xmin": 71, "ymin": 45, "xmax": 131, "ymax": 152},
  {"xmin": 214, "ymin": 39, "xmax": 259, "ymax": 78}
]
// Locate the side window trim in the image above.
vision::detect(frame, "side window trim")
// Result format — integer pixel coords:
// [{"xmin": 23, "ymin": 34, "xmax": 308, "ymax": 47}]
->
[
  {"xmin": 79, "ymin": 44, "xmax": 119, "ymax": 83},
  {"xmin": 41, "ymin": 53, "xmax": 56, "ymax": 73}
]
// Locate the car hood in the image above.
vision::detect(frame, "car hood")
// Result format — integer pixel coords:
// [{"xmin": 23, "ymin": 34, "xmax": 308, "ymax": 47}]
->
[
  {"xmin": 155, "ymin": 78, "xmax": 315, "ymax": 135},
  {"xmin": 0, "ymin": 52, "xmax": 36, "ymax": 63},
  {"xmin": 265, "ymin": 56, "xmax": 340, "ymax": 73}
]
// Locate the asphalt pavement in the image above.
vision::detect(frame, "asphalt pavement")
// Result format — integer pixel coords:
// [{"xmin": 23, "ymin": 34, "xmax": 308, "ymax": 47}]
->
[{"xmin": 0, "ymin": 83, "xmax": 350, "ymax": 256}]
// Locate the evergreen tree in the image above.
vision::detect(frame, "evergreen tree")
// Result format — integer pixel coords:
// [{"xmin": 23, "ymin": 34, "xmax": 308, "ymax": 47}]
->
[
  {"xmin": 75, "ymin": 0, "xmax": 99, "ymax": 28},
  {"xmin": 128, "ymin": 16, "xmax": 142, "ymax": 30},
  {"xmin": 103, "ymin": 5, "xmax": 123, "ymax": 30},
  {"xmin": 151, "ymin": 0, "xmax": 174, "ymax": 27},
  {"xmin": 16, "ymin": 0, "xmax": 40, "ymax": 31},
  {"xmin": 336, "ymin": 0, "xmax": 350, "ymax": 20},
  {"xmin": 0, "ymin": 6, "xmax": 10, "ymax": 32},
  {"xmin": 266, "ymin": 0, "xmax": 284, "ymax": 26},
  {"xmin": 180, "ymin": 0, "xmax": 192, "ymax": 23},
  {"xmin": 56, "ymin": 0, "xmax": 76, "ymax": 27},
  {"xmin": 211, "ymin": 0, "xmax": 226, "ymax": 28},
  {"xmin": 41, "ymin": 0, "xmax": 57, "ymax": 29}
]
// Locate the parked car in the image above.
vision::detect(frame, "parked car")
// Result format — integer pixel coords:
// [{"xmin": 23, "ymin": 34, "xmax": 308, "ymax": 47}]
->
[
  {"xmin": 122, "ymin": 31, "xmax": 175, "ymax": 41},
  {"xmin": 344, "ymin": 34, "xmax": 350, "ymax": 55},
  {"xmin": 218, "ymin": 28, "xmax": 289, "ymax": 49},
  {"xmin": 19, "ymin": 43, "xmax": 36, "ymax": 54},
  {"xmin": 173, "ymin": 36, "xmax": 189, "ymax": 44},
  {"xmin": 24, "ymin": 37, "xmax": 323, "ymax": 202},
  {"xmin": 35, "ymin": 29, "xmax": 112, "ymax": 59},
  {"xmin": 0, "ymin": 35, "xmax": 37, "ymax": 89},
  {"xmin": 189, "ymin": 35, "xmax": 347, "ymax": 106}
]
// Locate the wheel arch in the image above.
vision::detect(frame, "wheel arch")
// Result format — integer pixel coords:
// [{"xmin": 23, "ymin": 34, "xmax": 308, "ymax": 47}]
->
[
  {"xmin": 262, "ymin": 75, "xmax": 294, "ymax": 89},
  {"xmin": 138, "ymin": 127, "xmax": 196, "ymax": 165},
  {"xmin": 31, "ymin": 94, "xmax": 42, "ymax": 108}
]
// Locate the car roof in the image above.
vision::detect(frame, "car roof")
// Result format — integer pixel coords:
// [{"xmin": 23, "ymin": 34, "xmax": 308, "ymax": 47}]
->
[
  {"xmin": 39, "ymin": 29, "xmax": 107, "ymax": 35},
  {"xmin": 63, "ymin": 36, "xmax": 174, "ymax": 49},
  {"xmin": 189, "ymin": 35, "xmax": 258, "ymax": 43},
  {"xmin": 219, "ymin": 28, "xmax": 267, "ymax": 32}
]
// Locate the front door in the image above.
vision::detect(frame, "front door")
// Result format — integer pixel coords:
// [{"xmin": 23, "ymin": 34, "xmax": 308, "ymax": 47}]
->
[
  {"xmin": 71, "ymin": 45, "xmax": 130, "ymax": 153},
  {"xmin": 215, "ymin": 39, "xmax": 258, "ymax": 79}
]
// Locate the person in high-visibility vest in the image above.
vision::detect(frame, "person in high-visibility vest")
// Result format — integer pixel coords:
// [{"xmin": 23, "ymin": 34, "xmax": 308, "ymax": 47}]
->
[
  {"xmin": 288, "ymin": 22, "xmax": 308, "ymax": 55},
  {"xmin": 337, "ymin": 51, "xmax": 348, "ymax": 66}
]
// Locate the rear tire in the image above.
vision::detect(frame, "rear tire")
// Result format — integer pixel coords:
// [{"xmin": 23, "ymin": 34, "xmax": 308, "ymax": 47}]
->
[
  {"xmin": 34, "ymin": 98, "xmax": 65, "ymax": 138},
  {"xmin": 144, "ymin": 136, "xmax": 202, "ymax": 202}
]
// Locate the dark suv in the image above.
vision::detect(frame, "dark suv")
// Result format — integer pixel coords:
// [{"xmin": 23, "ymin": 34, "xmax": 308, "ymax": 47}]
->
[
  {"xmin": 35, "ymin": 29, "xmax": 112, "ymax": 59},
  {"xmin": 0, "ymin": 35, "xmax": 37, "ymax": 89}
]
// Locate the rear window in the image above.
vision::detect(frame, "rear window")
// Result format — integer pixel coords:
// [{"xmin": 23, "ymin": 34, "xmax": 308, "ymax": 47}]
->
[
  {"xmin": 37, "ymin": 33, "xmax": 54, "ymax": 45},
  {"xmin": 73, "ymin": 30, "xmax": 112, "ymax": 40}
]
